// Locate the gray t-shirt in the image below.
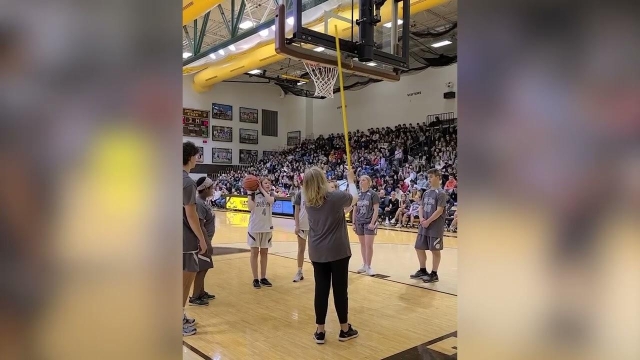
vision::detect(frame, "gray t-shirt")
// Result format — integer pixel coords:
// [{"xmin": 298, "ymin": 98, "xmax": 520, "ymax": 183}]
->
[
  {"xmin": 306, "ymin": 191, "xmax": 353, "ymax": 263},
  {"xmin": 293, "ymin": 191, "xmax": 309, "ymax": 231},
  {"xmin": 355, "ymin": 189, "xmax": 380, "ymax": 224},
  {"xmin": 196, "ymin": 197, "xmax": 215, "ymax": 240},
  {"xmin": 248, "ymin": 191, "xmax": 276, "ymax": 232},
  {"xmin": 183, "ymin": 170, "xmax": 199, "ymax": 252},
  {"xmin": 418, "ymin": 188, "xmax": 448, "ymax": 238}
]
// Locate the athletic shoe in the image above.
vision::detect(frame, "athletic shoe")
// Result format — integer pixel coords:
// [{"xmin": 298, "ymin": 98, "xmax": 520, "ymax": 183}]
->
[
  {"xmin": 183, "ymin": 313, "xmax": 195, "ymax": 326},
  {"xmin": 260, "ymin": 278, "xmax": 273, "ymax": 287},
  {"xmin": 356, "ymin": 264, "xmax": 367, "ymax": 273},
  {"xmin": 390, "ymin": 220, "xmax": 396, "ymax": 225},
  {"xmin": 366, "ymin": 267, "xmax": 376, "ymax": 276},
  {"xmin": 183, "ymin": 324, "xmax": 196, "ymax": 337},
  {"xmin": 293, "ymin": 270, "xmax": 304, "ymax": 282},
  {"xmin": 422, "ymin": 273, "xmax": 440, "ymax": 283},
  {"xmin": 410, "ymin": 269, "xmax": 429, "ymax": 279},
  {"xmin": 253, "ymin": 279, "xmax": 261, "ymax": 289},
  {"xmin": 384, "ymin": 220, "xmax": 390, "ymax": 226},
  {"xmin": 188, "ymin": 296, "xmax": 209, "ymax": 306},
  {"xmin": 202, "ymin": 291, "xmax": 215, "ymax": 300},
  {"xmin": 314, "ymin": 330, "xmax": 326, "ymax": 344},
  {"xmin": 395, "ymin": 223, "xmax": 402, "ymax": 228},
  {"xmin": 338, "ymin": 324, "xmax": 359, "ymax": 341}
]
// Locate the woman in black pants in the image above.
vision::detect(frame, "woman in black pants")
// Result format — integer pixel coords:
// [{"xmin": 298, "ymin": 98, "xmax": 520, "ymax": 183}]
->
[{"xmin": 303, "ymin": 166, "xmax": 359, "ymax": 344}]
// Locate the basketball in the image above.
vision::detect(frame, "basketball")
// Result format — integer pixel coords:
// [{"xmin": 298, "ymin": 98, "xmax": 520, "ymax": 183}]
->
[{"xmin": 243, "ymin": 175, "xmax": 260, "ymax": 191}]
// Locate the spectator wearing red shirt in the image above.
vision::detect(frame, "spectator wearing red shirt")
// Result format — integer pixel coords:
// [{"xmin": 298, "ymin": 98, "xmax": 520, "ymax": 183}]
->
[{"xmin": 444, "ymin": 176, "xmax": 457, "ymax": 192}]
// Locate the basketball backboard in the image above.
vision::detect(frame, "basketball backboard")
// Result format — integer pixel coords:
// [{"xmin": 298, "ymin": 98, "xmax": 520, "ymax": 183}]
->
[{"xmin": 274, "ymin": 0, "xmax": 410, "ymax": 80}]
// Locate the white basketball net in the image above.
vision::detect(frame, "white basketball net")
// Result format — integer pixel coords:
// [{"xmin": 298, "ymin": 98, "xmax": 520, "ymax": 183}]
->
[{"xmin": 303, "ymin": 62, "xmax": 338, "ymax": 98}]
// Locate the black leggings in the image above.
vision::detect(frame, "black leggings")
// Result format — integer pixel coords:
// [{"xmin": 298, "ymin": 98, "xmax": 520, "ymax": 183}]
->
[{"xmin": 312, "ymin": 256, "xmax": 351, "ymax": 325}]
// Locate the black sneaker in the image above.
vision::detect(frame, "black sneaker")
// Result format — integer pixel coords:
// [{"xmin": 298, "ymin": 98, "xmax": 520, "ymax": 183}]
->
[
  {"xmin": 313, "ymin": 330, "xmax": 326, "ymax": 344},
  {"xmin": 253, "ymin": 279, "xmax": 261, "ymax": 289},
  {"xmin": 188, "ymin": 296, "xmax": 209, "ymax": 306},
  {"xmin": 202, "ymin": 291, "xmax": 215, "ymax": 300},
  {"xmin": 260, "ymin": 278, "xmax": 273, "ymax": 287},
  {"xmin": 410, "ymin": 269, "xmax": 429, "ymax": 279},
  {"xmin": 339, "ymin": 324, "xmax": 359, "ymax": 342},
  {"xmin": 423, "ymin": 273, "xmax": 440, "ymax": 283}
]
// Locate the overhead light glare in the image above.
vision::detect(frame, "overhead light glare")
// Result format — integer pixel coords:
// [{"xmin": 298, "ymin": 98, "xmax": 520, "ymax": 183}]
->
[
  {"xmin": 383, "ymin": 19, "xmax": 403, "ymax": 28},
  {"xmin": 313, "ymin": 47, "xmax": 325, "ymax": 52},
  {"xmin": 228, "ymin": 45, "xmax": 236, "ymax": 51},
  {"xmin": 259, "ymin": 29, "xmax": 269, "ymax": 37},
  {"xmin": 287, "ymin": 17, "xmax": 294, "ymax": 25},
  {"xmin": 431, "ymin": 40, "xmax": 452, "ymax": 48},
  {"xmin": 366, "ymin": 62, "xmax": 377, "ymax": 66},
  {"xmin": 182, "ymin": 52, "xmax": 192, "ymax": 58},
  {"xmin": 218, "ymin": 49, "xmax": 225, "ymax": 55},
  {"xmin": 247, "ymin": 69, "xmax": 262, "ymax": 75},
  {"xmin": 239, "ymin": 20, "xmax": 254, "ymax": 29},
  {"xmin": 209, "ymin": 54, "xmax": 216, "ymax": 59}
]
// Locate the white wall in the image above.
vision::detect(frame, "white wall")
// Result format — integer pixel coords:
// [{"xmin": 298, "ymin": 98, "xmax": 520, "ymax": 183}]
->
[
  {"xmin": 183, "ymin": 75, "xmax": 304, "ymax": 164},
  {"xmin": 308, "ymin": 64, "xmax": 457, "ymax": 135}
]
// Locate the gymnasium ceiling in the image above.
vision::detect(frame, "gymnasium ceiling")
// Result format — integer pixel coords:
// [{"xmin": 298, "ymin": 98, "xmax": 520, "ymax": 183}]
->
[{"xmin": 182, "ymin": 0, "xmax": 457, "ymax": 91}]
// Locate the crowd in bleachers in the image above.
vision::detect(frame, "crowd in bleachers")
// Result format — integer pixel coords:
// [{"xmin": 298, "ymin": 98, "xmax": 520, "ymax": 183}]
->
[{"xmin": 211, "ymin": 121, "xmax": 457, "ymax": 230}]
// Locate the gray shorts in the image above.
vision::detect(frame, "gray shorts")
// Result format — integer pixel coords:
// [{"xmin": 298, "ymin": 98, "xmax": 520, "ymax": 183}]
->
[
  {"xmin": 354, "ymin": 222, "xmax": 377, "ymax": 236},
  {"xmin": 183, "ymin": 252, "xmax": 199, "ymax": 272},
  {"xmin": 197, "ymin": 241, "xmax": 214, "ymax": 270},
  {"xmin": 415, "ymin": 234, "xmax": 444, "ymax": 251}
]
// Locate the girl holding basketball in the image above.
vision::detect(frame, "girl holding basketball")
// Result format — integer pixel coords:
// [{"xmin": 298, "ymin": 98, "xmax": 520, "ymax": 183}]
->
[
  {"xmin": 354, "ymin": 175, "xmax": 380, "ymax": 276},
  {"xmin": 247, "ymin": 177, "xmax": 276, "ymax": 289}
]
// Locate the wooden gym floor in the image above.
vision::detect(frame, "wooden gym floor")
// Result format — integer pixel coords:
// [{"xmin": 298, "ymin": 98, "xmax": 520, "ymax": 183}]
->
[{"xmin": 183, "ymin": 211, "xmax": 458, "ymax": 360}]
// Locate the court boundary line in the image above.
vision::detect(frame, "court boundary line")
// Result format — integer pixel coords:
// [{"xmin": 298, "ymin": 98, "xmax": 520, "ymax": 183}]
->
[
  {"xmin": 270, "ymin": 253, "xmax": 458, "ymax": 297},
  {"xmin": 382, "ymin": 331, "xmax": 458, "ymax": 359},
  {"xmin": 183, "ymin": 340, "xmax": 210, "ymax": 360},
  {"xmin": 213, "ymin": 209, "xmax": 458, "ymax": 239}
]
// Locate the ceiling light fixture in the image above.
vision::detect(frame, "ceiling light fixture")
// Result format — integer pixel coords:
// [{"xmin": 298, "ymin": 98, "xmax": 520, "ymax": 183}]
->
[
  {"xmin": 313, "ymin": 47, "xmax": 325, "ymax": 52},
  {"xmin": 287, "ymin": 17, "xmax": 294, "ymax": 25},
  {"xmin": 247, "ymin": 69, "xmax": 262, "ymax": 75},
  {"xmin": 383, "ymin": 19, "xmax": 403, "ymax": 28},
  {"xmin": 297, "ymin": 81, "xmax": 305, "ymax": 85},
  {"xmin": 259, "ymin": 29, "xmax": 269, "ymax": 37},
  {"xmin": 228, "ymin": 45, "xmax": 236, "ymax": 51},
  {"xmin": 218, "ymin": 49, "xmax": 225, "ymax": 55},
  {"xmin": 182, "ymin": 52, "xmax": 192, "ymax": 58},
  {"xmin": 209, "ymin": 54, "xmax": 216, "ymax": 59},
  {"xmin": 239, "ymin": 20, "xmax": 254, "ymax": 29},
  {"xmin": 367, "ymin": 62, "xmax": 377, "ymax": 66},
  {"xmin": 431, "ymin": 40, "xmax": 452, "ymax": 48}
]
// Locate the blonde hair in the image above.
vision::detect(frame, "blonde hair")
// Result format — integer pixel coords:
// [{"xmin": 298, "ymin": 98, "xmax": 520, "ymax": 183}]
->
[
  {"xmin": 303, "ymin": 167, "xmax": 328, "ymax": 207},
  {"xmin": 359, "ymin": 175, "xmax": 372, "ymax": 189}
]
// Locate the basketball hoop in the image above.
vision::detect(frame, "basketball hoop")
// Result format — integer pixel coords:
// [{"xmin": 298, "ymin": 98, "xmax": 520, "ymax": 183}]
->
[{"xmin": 303, "ymin": 61, "xmax": 338, "ymax": 98}]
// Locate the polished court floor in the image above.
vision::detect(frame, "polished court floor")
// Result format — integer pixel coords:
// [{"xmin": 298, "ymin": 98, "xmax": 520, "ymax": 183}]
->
[{"xmin": 183, "ymin": 211, "xmax": 458, "ymax": 359}]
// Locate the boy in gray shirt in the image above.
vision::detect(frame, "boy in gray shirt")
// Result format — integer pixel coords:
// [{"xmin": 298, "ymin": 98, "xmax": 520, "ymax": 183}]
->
[{"xmin": 410, "ymin": 168, "xmax": 448, "ymax": 283}]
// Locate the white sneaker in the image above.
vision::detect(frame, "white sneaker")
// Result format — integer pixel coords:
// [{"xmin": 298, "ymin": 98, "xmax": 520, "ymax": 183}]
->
[
  {"xmin": 385, "ymin": 220, "xmax": 390, "ymax": 226},
  {"xmin": 366, "ymin": 267, "xmax": 376, "ymax": 276},
  {"xmin": 183, "ymin": 323, "xmax": 196, "ymax": 336},
  {"xmin": 293, "ymin": 270, "xmax": 304, "ymax": 282},
  {"xmin": 356, "ymin": 264, "xmax": 367, "ymax": 273}
]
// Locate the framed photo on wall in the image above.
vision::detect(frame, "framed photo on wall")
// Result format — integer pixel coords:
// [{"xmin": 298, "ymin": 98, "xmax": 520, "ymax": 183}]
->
[
  {"xmin": 239, "ymin": 107, "xmax": 258, "ymax": 123},
  {"xmin": 211, "ymin": 125, "xmax": 233, "ymax": 142},
  {"xmin": 239, "ymin": 149, "xmax": 258, "ymax": 164},
  {"xmin": 287, "ymin": 130, "xmax": 301, "ymax": 146},
  {"xmin": 262, "ymin": 150, "xmax": 277, "ymax": 159},
  {"xmin": 239, "ymin": 128, "xmax": 258, "ymax": 144},
  {"xmin": 211, "ymin": 103, "xmax": 233, "ymax": 120},
  {"xmin": 196, "ymin": 146, "xmax": 204, "ymax": 163},
  {"xmin": 211, "ymin": 148, "xmax": 232, "ymax": 164}
]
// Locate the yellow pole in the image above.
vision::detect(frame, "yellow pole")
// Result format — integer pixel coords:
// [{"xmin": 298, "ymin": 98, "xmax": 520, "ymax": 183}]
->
[{"xmin": 334, "ymin": 25, "xmax": 352, "ymax": 170}]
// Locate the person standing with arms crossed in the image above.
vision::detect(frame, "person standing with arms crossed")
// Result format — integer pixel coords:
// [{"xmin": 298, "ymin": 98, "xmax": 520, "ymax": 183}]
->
[
  {"xmin": 182, "ymin": 141, "xmax": 208, "ymax": 336},
  {"xmin": 304, "ymin": 167, "xmax": 359, "ymax": 344},
  {"xmin": 410, "ymin": 168, "xmax": 448, "ymax": 283},
  {"xmin": 353, "ymin": 175, "xmax": 380, "ymax": 276}
]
